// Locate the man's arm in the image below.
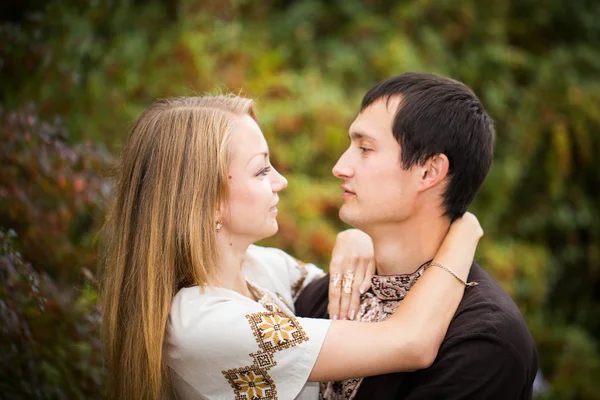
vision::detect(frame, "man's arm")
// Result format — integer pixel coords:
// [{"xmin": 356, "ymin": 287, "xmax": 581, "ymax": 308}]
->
[{"xmin": 400, "ymin": 333, "xmax": 535, "ymax": 400}]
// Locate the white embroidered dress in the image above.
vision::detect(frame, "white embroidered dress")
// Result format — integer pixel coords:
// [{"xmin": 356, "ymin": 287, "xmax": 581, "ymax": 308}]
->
[{"xmin": 167, "ymin": 245, "xmax": 332, "ymax": 400}]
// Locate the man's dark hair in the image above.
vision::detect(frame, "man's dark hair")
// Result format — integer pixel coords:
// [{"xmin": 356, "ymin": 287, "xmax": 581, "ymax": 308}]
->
[{"xmin": 361, "ymin": 72, "xmax": 495, "ymax": 221}]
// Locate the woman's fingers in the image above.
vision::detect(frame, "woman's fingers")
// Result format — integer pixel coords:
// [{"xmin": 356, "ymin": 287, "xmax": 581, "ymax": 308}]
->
[
  {"xmin": 359, "ymin": 260, "xmax": 376, "ymax": 295},
  {"xmin": 344, "ymin": 259, "xmax": 375, "ymax": 320},
  {"xmin": 338, "ymin": 267, "xmax": 355, "ymax": 320},
  {"xmin": 328, "ymin": 270, "xmax": 342, "ymax": 320},
  {"xmin": 346, "ymin": 275, "xmax": 363, "ymax": 320},
  {"xmin": 339, "ymin": 255, "xmax": 364, "ymax": 320}
]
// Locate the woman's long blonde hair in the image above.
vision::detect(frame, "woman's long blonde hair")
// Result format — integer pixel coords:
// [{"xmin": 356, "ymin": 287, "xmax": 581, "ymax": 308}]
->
[{"xmin": 102, "ymin": 95, "xmax": 255, "ymax": 400}]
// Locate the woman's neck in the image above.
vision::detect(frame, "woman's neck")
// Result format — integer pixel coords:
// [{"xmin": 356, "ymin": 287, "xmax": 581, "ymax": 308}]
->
[{"xmin": 215, "ymin": 234, "xmax": 254, "ymax": 299}]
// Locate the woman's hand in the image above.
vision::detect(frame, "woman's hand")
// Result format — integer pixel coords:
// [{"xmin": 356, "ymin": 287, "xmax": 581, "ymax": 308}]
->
[
  {"xmin": 450, "ymin": 212, "xmax": 484, "ymax": 239},
  {"xmin": 436, "ymin": 212, "xmax": 484, "ymax": 282},
  {"xmin": 328, "ymin": 229, "xmax": 375, "ymax": 321}
]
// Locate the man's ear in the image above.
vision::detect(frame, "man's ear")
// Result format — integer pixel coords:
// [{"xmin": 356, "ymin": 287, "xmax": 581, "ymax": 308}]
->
[{"xmin": 417, "ymin": 154, "xmax": 449, "ymax": 192}]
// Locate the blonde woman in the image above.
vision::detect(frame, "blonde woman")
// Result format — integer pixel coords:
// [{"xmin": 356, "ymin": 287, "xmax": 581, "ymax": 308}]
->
[{"xmin": 102, "ymin": 95, "xmax": 483, "ymax": 400}]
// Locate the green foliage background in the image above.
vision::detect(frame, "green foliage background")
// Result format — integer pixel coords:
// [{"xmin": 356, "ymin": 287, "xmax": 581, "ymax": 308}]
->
[{"xmin": 1, "ymin": 0, "xmax": 599, "ymax": 398}]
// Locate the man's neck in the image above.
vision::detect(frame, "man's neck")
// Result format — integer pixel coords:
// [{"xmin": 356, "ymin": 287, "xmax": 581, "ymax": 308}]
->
[{"xmin": 370, "ymin": 214, "xmax": 451, "ymax": 276}]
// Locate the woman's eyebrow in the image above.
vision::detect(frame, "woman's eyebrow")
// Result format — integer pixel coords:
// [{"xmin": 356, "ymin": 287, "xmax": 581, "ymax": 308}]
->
[{"xmin": 245, "ymin": 152, "xmax": 268, "ymax": 167}]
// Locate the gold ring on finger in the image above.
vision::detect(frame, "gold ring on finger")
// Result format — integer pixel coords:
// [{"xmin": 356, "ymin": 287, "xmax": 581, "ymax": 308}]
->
[
  {"xmin": 343, "ymin": 270, "xmax": 355, "ymax": 294},
  {"xmin": 330, "ymin": 272, "xmax": 341, "ymax": 288}
]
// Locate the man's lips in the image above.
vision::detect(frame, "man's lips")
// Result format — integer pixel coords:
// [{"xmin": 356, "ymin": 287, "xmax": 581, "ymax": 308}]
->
[{"xmin": 341, "ymin": 185, "xmax": 356, "ymax": 197}]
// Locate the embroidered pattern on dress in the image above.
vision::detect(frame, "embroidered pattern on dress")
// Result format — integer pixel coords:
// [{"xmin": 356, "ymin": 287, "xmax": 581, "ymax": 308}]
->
[
  {"xmin": 251, "ymin": 351, "xmax": 277, "ymax": 369},
  {"xmin": 291, "ymin": 259, "xmax": 309, "ymax": 299},
  {"xmin": 222, "ymin": 284, "xmax": 310, "ymax": 400},
  {"xmin": 259, "ymin": 299, "xmax": 280, "ymax": 313},
  {"xmin": 247, "ymin": 311, "xmax": 309, "ymax": 353},
  {"xmin": 275, "ymin": 292, "xmax": 293, "ymax": 311},
  {"xmin": 222, "ymin": 364, "xmax": 277, "ymax": 400},
  {"xmin": 249, "ymin": 282, "xmax": 289, "ymax": 315}
]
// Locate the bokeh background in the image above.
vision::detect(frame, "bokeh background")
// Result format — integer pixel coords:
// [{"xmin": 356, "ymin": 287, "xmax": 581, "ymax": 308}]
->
[{"xmin": 1, "ymin": 0, "xmax": 600, "ymax": 398}]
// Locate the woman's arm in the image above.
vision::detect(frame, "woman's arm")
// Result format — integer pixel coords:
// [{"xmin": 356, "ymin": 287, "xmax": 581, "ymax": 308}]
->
[{"xmin": 308, "ymin": 212, "xmax": 482, "ymax": 382}]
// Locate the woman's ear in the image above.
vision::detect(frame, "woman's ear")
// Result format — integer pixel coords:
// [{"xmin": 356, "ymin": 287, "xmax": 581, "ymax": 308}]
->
[{"xmin": 418, "ymin": 154, "xmax": 449, "ymax": 192}]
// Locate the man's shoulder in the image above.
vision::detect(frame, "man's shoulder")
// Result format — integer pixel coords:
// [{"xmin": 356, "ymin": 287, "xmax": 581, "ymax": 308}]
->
[
  {"xmin": 446, "ymin": 262, "xmax": 537, "ymax": 359},
  {"xmin": 355, "ymin": 264, "xmax": 538, "ymax": 400},
  {"xmin": 455, "ymin": 263, "xmax": 529, "ymax": 331}
]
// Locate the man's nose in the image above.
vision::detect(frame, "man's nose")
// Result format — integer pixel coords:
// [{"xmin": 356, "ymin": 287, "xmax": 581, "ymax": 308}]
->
[{"xmin": 332, "ymin": 150, "xmax": 353, "ymax": 179}]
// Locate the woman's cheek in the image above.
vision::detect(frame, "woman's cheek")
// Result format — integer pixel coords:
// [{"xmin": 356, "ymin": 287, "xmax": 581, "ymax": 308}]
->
[{"xmin": 232, "ymin": 185, "xmax": 261, "ymax": 212}]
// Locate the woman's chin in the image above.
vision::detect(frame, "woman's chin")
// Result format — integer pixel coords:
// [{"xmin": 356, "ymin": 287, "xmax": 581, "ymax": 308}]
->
[
  {"xmin": 252, "ymin": 223, "xmax": 279, "ymax": 243},
  {"xmin": 265, "ymin": 221, "xmax": 279, "ymax": 237}
]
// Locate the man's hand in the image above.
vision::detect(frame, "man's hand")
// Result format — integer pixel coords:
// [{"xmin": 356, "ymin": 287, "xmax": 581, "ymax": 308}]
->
[{"xmin": 328, "ymin": 229, "xmax": 375, "ymax": 320}]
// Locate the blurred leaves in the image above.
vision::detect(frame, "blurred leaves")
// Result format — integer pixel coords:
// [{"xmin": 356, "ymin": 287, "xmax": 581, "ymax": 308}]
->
[
  {"xmin": 0, "ymin": 229, "xmax": 104, "ymax": 400},
  {"xmin": 0, "ymin": 105, "xmax": 112, "ymax": 282},
  {"xmin": 1, "ymin": 0, "xmax": 600, "ymax": 398}
]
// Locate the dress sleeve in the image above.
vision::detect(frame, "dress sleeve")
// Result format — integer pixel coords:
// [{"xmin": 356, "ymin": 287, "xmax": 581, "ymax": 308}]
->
[
  {"xmin": 167, "ymin": 286, "xmax": 331, "ymax": 400},
  {"xmin": 244, "ymin": 245, "xmax": 326, "ymax": 308}
]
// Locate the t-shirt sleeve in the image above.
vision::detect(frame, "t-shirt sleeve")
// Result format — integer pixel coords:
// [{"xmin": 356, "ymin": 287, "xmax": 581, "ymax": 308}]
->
[
  {"xmin": 403, "ymin": 334, "xmax": 534, "ymax": 400},
  {"xmin": 167, "ymin": 287, "xmax": 331, "ymax": 399},
  {"xmin": 294, "ymin": 273, "xmax": 331, "ymax": 319}
]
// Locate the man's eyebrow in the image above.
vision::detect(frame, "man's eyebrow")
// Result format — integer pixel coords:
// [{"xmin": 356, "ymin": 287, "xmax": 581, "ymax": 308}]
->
[{"xmin": 348, "ymin": 130, "xmax": 377, "ymax": 142}]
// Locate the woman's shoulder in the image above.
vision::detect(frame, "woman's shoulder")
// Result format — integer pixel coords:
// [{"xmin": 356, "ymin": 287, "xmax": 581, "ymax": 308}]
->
[
  {"xmin": 168, "ymin": 285, "xmax": 270, "ymax": 372},
  {"xmin": 169, "ymin": 285, "xmax": 262, "ymax": 333},
  {"xmin": 244, "ymin": 245, "xmax": 325, "ymax": 303}
]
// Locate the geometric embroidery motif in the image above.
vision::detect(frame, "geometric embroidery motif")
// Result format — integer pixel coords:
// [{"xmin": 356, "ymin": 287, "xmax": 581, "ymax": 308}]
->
[
  {"xmin": 246, "ymin": 312, "xmax": 309, "ymax": 353},
  {"xmin": 222, "ymin": 364, "xmax": 277, "ymax": 400},
  {"xmin": 259, "ymin": 299, "xmax": 280, "ymax": 313},
  {"xmin": 222, "ymin": 291, "xmax": 310, "ymax": 400},
  {"xmin": 251, "ymin": 351, "xmax": 277, "ymax": 369}
]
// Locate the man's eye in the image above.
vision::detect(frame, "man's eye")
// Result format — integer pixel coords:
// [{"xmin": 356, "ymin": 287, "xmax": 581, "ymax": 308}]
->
[{"xmin": 258, "ymin": 166, "xmax": 272, "ymax": 176}]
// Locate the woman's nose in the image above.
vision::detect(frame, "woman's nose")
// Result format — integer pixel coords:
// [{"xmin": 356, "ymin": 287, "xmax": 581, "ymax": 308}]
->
[{"xmin": 272, "ymin": 168, "xmax": 288, "ymax": 192}]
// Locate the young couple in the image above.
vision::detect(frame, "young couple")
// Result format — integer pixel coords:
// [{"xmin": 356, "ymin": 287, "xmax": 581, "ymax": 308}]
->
[{"xmin": 102, "ymin": 73, "xmax": 538, "ymax": 400}]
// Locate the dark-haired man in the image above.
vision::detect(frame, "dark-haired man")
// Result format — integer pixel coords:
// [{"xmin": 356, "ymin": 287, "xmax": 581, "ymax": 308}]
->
[{"xmin": 296, "ymin": 73, "xmax": 538, "ymax": 399}]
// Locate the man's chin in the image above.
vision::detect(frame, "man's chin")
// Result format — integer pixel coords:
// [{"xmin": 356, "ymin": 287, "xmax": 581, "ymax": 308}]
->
[{"xmin": 338, "ymin": 207, "xmax": 360, "ymax": 228}]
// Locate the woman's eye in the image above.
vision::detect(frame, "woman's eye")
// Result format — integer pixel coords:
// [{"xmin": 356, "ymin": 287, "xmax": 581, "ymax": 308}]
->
[
  {"xmin": 360, "ymin": 147, "xmax": 371, "ymax": 153},
  {"xmin": 258, "ymin": 166, "xmax": 272, "ymax": 176}
]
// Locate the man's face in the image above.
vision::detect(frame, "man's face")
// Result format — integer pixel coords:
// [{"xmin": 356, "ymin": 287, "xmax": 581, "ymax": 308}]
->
[{"xmin": 332, "ymin": 98, "xmax": 421, "ymax": 230}]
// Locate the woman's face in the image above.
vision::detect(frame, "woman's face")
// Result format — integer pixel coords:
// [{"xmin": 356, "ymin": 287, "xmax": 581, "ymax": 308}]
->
[{"xmin": 223, "ymin": 115, "xmax": 287, "ymax": 245}]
